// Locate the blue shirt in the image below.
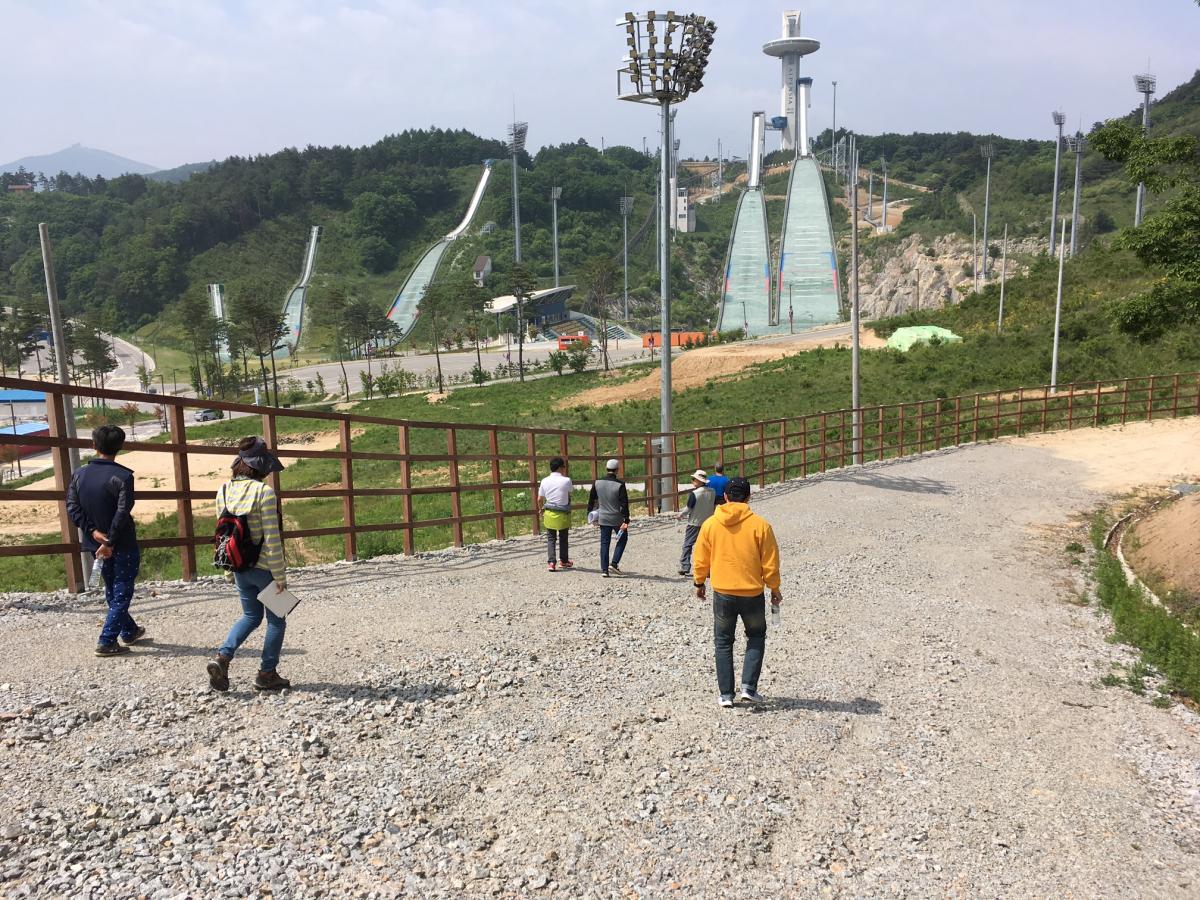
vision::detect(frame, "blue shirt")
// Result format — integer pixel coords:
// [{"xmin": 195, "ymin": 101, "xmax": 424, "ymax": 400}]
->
[
  {"xmin": 66, "ymin": 459, "xmax": 138, "ymax": 552},
  {"xmin": 707, "ymin": 473, "xmax": 730, "ymax": 503}
]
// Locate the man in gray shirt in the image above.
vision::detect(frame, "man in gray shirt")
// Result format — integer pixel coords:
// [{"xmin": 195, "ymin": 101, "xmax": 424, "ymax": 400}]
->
[
  {"xmin": 677, "ymin": 469, "xmax": 716, "ymax": 576},
  {"xmin": 587, "ymin": 458, "xmax": 631, "ymax": 577}
]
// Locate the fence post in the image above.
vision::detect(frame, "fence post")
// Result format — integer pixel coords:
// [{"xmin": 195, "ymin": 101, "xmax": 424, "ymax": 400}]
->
[
  {"xmin": 739, "ymin": 425, "xmax": 747, "ymax": 475},
  {"xmin": 170, "ymin": 404, "xmax": 197, "ymax": 582},
  {"xmin": 643, "ymin": 436, "xmax": 655, "ymax": 515},
  {"xmin": 447, "ymin": 426, "xmax": 463, "ymax": 548},
  {"xmin": 1067, "ymin": 382, "xmax": 1076, "ymax": 430},
  {"xmin": 954, "ymin": 396, "xmax": 962, "ymax": 446},
  {"xmin": 1147, "ymin": 375, "xmax": 1156, "ymax": 421},
  {"xmin": 1094, "ymin": 382, "xmax": 1103, "ymax": 426},
  {"xmin": 757, "ymin": 422, "xmax": 766, "ymax": 488},
  {"xmin": 398, "ymin": 424, "xmax": 414, "ymax": 556},
  {"xmin": 340, "ymin": 418, "xmax": 357, "ymax": 560},
  {"xmin": 800, "ymin": 416, "xmax": 810, "ymax": 477},
  {"xmin": 527, "ymin": 432, "xmax": 541, "ymax": 535},
  {"xmin": 917, "ymin": 403, "xmax": 925, "ymax": 452},
  {"xmin": 589, "ymin": 434, "xmax": 598, "ymax": 485},
  {"xmin": 934, "ymin": 401, "xmax": 942, "ymax": 451},
  {"xmin": 1040, "ymin": 388, "xmax": 1049, "ymax": 433},
  {"xmin": 694, "ymin": 428, "xmax": 702, "ymax": 470},
  {"xmin": 1172, "ymin": 373, "xmax": 1180, "ymax": 418},
  {"xmin": 489, "ymin": 428, "xmax": 505, "ymax": 541},
  {"xmin": 898, "ymin": 404, "xmax": 906, "ymax": 457},
  {"xmin": 779, "ymin": 420, "xmax": 787, "ymax": 482},
  {"xmin": 1017, "ymin": 390, "xmax": 1025, "ymax": 437},
  {"xmin": 1121, "ymin": 379, "xmax": 1130, "ymax": 425},
  {"xmin": 1195, "ymin": 374, "xmax": 1200, "ymax": 416},
  {"xmin": 46, "ymin": 391, "xmax": 84, "ymax": 593},
  {"xmin": 993, "ymin": 391, "xmax": 1001, "ymax": 439},
  {"xmin": 972, "ymin": 394, "xmax": 980, "ymax": 444}
]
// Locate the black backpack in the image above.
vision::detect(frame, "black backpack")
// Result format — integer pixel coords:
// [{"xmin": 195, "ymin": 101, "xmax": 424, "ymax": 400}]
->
[{"xmin": 213, "ymin": 485, "xmax": 263, "ymax": 572}]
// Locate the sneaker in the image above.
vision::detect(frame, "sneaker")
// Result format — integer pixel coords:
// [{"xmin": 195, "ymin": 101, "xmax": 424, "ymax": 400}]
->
[
  {"xmin": 609, "ymin": 565, "xmax": 624, "ymax": 576},
  {"xmin": 560, "ymin": 560, "xmax": 574, "ymax": 569},
  {"xmin": 740, "ymin": 686, "xmax": 764, "ymax": 704},
  {"xmin": 547, "ymin": 562, "xmax": 557, "ymax": 572},
  {"xmin": 678, "ymin": 569, "xmax": 689, "ymax": 577},
  {"xmin": 120, "ymin": 626, "xmax": 147, "ymax": 645},
  {"xmin": 206, "ymin": 654, "xmax": 231, "ymax": 693},
  {"xmin": 601, "ymin": 570, "xmax": 611, "ymax": 578},
  {"xmin": 254, "ymin": 670, "xmax": 291, "ymax": 692},
  {"xmin": 94, "ymin": 643, "xmax": 130, "ymax": 658},
  {"xmin": 718, "ymin": 694, "xmax": 735, "ymax": 708}
]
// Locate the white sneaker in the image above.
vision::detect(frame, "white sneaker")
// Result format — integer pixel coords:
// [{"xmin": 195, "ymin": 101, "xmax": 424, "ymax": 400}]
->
[
  {"xmin": 718, "ymin": 694, "xmax": 735, "ymax": 708},
  {"xmin": 739, "ymin": 686, "xmax": 763, "ymax": 704}
]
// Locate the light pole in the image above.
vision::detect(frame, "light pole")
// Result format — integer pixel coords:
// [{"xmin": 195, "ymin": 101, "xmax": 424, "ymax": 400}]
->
[
  {"xmin": 1050, "ymin": 218, "xmax": 1067, "ymax": 394},
  {"xmin": 1066, "ymin": 132, "xmax": 1085, "ymax": 257},
  {"xmin": 550, "ymin": 186, "xmax": 562, "ymax": 287},
  {"xmin": 617, "ymin": 8, "xmax": 717, "ymax": 447},
  {"xmin": 507, "ymin": 120, "xmax": 528, "ymax": 263},
  {"xmin": 972, "ymin": 213, "xmax": 979, "ymax": 293},
  {"xmin": 1134, "ymin": 73, "xmax": 1155, "ymax": 226},
  {"xmin": 980, "ymin": 144, "xmax": 993, "ymax": 277},
  {"xmin": 831, "ymin": 80, "xmax": 838, "ymax": 180},
  {"xmin": 850, "ymin": 145, "xmax": 862, "ymax": 465},
  {"xmin": 880, "ymin": 154, "xmax": 889, "ymax": 234},
  {"xmin": 1050, "ymin": 111, "xmax": 1065, "ymax": 256},
  {"xmin": 619, "ymin": 196, "xmax": 634, "ymax": 321},
  {"xmin": 997, "ymin": 223, "xmax": 1009, "ymax": 334}
]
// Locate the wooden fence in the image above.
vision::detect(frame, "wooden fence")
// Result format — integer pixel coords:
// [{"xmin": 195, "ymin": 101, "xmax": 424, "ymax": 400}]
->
[{"xmin": 3, "ymin": 372, "xmax": 1199, "ymax": 593}]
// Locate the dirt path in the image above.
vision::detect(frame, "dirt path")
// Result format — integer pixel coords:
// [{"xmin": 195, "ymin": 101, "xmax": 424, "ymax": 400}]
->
[
  {"xmin": 563, "ymin": 328, "xmax": 886, "ymax": 409},
  {"xmin": 1, "ymin": 420, "xmax": 1198, "ymax": 896}
]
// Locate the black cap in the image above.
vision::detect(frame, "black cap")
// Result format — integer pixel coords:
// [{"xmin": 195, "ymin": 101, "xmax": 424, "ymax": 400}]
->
[
  {"xmin": 235, "ymin": 437, "xmax": 284, "ymax": 475},
  {"xmin": 726, "ymin": 477, "xmax": 751, "ymax": 502}
]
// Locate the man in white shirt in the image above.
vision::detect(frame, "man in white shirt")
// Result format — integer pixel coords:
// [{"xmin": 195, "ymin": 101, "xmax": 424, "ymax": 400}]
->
[{"xmin": 537, "ymin": 456, "xmax": 574, "ymax": 572}]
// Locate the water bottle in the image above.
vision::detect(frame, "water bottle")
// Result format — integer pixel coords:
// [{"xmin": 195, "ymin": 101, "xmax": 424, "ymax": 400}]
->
[
  {"xmin": 87, "ymin": 556, "xmax": 104, "ymax": 592},
  {"xmin": 771, "ymin": 602, "xmax": 781, "ymax": 629}
]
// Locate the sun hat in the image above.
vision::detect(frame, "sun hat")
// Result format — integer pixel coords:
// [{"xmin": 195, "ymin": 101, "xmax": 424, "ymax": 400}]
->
[
  {"xmin": 691, "ymin": 469, "xmax": 708, "ymax": 483},
  {"xmin": 606, "ymin": 458, "xmax": 620, "ymax": 470},
  {"xmin": 235, "ymin": 436, "xmax": 285, "ymax": 475}
]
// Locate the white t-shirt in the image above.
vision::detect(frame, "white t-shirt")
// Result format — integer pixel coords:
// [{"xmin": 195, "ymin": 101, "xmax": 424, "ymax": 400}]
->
[{"xmin": 538, "ymin": 471, "xmax": 573, "ymax": 511}]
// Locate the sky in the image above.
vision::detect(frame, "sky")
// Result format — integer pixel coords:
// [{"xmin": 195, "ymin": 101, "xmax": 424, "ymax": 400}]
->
[{"xmin": 1, "ymin": 0, "xmax": 1197, "ymax": 168}]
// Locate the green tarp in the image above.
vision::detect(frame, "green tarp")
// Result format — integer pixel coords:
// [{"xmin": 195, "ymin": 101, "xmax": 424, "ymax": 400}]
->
[{"xmin": 886, "ymin": 326, "xmax": 963, "ymax": 352}]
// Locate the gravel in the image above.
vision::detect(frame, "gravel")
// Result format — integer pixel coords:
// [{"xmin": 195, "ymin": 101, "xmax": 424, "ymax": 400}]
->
[{"xmin": 1, "ymin": 440, "xmax": 1199, "ymax": 897}]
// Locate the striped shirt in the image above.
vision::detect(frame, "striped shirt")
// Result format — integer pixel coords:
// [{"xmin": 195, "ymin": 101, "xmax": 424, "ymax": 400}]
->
[{"xmin": 216, "ymin": 477, "xmax": 286, "ymax": 583}]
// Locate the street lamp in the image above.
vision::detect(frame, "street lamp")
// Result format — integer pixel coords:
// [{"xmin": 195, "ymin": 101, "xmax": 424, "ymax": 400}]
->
[
  {"xmin": 1066, "ymin": 132, "xmax": 1086, "ymax": 257},
  {"xmin": 617, "ymin": 8, "xmax": 716, "ymax": 445},
  {"xmin": 550, "ymin": 186, "xmax": 563, "ymax": 287},
  {"xmin": 1134, "ymin": 73, "xmax": 1156, "ymax": 226},
  {"xmin": 507, "ymin": 121, "xmax": 529, "ymax": 263},
  {"xmin": 1050, "ymin": 111, "xmax": 1066, "ymax": 256},
  {"xmin": 980, "ymin": 144, "xmax": 993, "ymax": 277},
  {"xmin": 619, "ymin": 196, "xmax": 635, "ymax": 321}
]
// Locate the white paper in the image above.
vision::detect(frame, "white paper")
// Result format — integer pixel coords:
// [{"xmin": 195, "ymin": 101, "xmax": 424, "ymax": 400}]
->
[{"xmin": 261, "ymin": 582, "xmax": 302, "ymax": 618}]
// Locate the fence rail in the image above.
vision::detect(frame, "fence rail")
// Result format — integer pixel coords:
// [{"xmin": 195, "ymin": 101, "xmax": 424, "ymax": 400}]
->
[{"xmin": 3, "ymin": 372, "xmax": 1199, "ymax": 593}]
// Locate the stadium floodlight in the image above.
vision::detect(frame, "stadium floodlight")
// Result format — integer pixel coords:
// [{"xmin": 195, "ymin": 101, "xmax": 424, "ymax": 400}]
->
[
  {"xmin": 1065, "ymin": 132, "xmax": 1086, "ymax": 257},
  {"xmin": 507, "ymin": 121, "xmax": 528, "ymax": 263},
  {"xmin": 1133, "ymin": 73, "xmax": 1156, "ymax": 226},
  {"xmin": 980, "ymin": 144, "xmax": 994, "ymax": 277},
  {"xmin": 617, "ymin": 10, "xmax": 717, "ymax": 445},
  {"xmin": 1050, "ymin": 112, "xmax": 1065, "ymax": 255},
  {"xmin": 619, "ymin": 196, "xmax": 635, "ymax": 321},
  {"xmin": 550, "ymin": 186, "xmax": 563, "ymax": 287}
]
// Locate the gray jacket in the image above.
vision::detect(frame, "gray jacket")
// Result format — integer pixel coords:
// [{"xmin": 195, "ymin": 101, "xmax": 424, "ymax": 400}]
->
[
  {"xmin": 684, "ymin": 486, "xmax": 716, "ymax": 526},
  {"xmin": 588, "ymin": 475, "xmax": 630, "ymax": 527}
]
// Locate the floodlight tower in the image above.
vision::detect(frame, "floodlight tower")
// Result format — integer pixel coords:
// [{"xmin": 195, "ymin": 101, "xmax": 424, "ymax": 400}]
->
[
  {"xmin": 1133, "ymin": 73, "xmax": 1156, "ymax": 226},
  {"xmin": 761, "ymin": 12, "xmax": 820, "ymax": 155},
  {"xmin": 617, "ymin": 9, "xmax": 717, "ymax": 443},
  {"xmin": 550, "ymin": 186, "xmax": 563, "ymax": 287},
  {"xmin": 980, "ymin": 144, "xmax": 994, "ymax": 277},
  {"xmin": 1066, "ymin": 132, "xmax": 1086, "ymax": 257},
  {"xmin": 507, "ymin": 121, "xmax": 528, "ymax": 263},
  {"xmin": 1050, "ymin": 111, "xmax": 1065, "ymax": 256},
  {"xmin": 832, "ymin": 80, "xmax": 838, "ymax": 176},
  {"xmin": 619, "ymin": 195, "xmax": 634, "ymax": 321}
]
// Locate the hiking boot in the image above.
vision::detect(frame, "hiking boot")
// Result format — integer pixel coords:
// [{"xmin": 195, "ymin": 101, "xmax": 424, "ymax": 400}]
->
[
  {"xmin": 609, "ymin": 565, "xmax": 624, "ymax": 576},
  {"xmin": 740, "ymin": 686, "xmax": 764, "ymax": 704},
  {"xmin": 94, "ymin": 643, "xmax": 130, "ymax": 658},
  {"xmin": 718, "ymin": 694, "xmax": 735, "ymax": 709},
  {"xmin": 547, "ymin": 562, "xmax": 557, "ymax": 572},
  {"xmin": 120, "ymin": 626, "xmax": 147, "ymax": 645},
  {"xmin": 560, "ymin": 560, "xmax": 574, "ymax": 569},
  {"xmin": 206, "ymin": 654, "xmax": 231, "ymax": 692},
  {"xmin": 254, "ymin": 670, "xmax": 291, "ymax": 692}
]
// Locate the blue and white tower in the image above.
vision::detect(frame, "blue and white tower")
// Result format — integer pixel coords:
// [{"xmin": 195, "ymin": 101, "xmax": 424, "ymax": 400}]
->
[{"xmin": 762, "ymin": 11, "xmax": 820, "ymax": 155}]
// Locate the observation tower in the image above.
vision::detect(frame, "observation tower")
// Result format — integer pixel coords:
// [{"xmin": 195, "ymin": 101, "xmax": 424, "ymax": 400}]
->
[{"xmin": 762, "ymin": 10, "xmax": 820, "ymax": 155}]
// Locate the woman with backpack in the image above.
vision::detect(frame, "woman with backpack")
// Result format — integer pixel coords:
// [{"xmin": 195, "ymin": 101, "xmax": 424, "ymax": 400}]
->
[{"xmin": 206, "ymin": 436, "xmax": 291, "ymax": 692}]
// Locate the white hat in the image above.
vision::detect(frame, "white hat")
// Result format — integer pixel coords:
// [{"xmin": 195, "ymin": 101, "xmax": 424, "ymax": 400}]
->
[
  {"xmin": 691, "ymin": 469, "xmax": 708, "ymax": 483},
  {"xmin": 606, "ymin": 458, "xmax": 620, "ymax": 470}
]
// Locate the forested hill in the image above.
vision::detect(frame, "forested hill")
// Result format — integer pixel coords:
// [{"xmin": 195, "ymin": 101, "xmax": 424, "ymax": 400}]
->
[{"xmin": 0, "ymin": 129, "xmax": 512, "ymax": 327}]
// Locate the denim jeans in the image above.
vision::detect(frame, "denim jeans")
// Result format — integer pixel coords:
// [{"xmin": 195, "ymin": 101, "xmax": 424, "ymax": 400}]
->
[
  {"xmin": 220, "ymin": 568, "xmax": 286, "ymax": 672},
  {"xmin": 679, "ymin": 524, "xmax": 701, "ymax": 573},
  {"xmin": 99, "ymin": 547, "xmax": 141, "ymax": 645},
  {"xmin": 712, "ymin": 591, "xmax": 766, "ymax": 697},
  {"xmin": 546, "ymin": 528, "xmax": 569, "ymax": 564},
  {"xmin": 599, "ymin": 524, "xmax": 628, "ymax": 572}
]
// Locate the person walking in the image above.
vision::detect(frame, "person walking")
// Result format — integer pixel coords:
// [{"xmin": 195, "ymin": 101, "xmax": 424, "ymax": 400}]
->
[
  {"xmin": 676, "ymin": 469, "xmax": 716, "ymax": 576},
  {"xmin": 707, "ymin": 462, "xmax": 730, "ymax": 505},
  {"xmin": 587, "ymin": 458, "xmax": 630, "ymax": 577},
  {"xmin": 206, "ymin": 437, "xmax": 291, "ymax": 693},
  {"xmin": 538, "ymin": 456, "xmax": 573, "ymax": 572},
  {"xmin": 692, "ymin": 477, "xmax": 782, "ymax": 708},
  {"xmin": 66, "ymin": 425, "xmax": 146, "ymax": 657}
]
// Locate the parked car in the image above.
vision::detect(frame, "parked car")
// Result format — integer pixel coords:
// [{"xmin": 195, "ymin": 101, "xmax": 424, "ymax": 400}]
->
[{"xmin": 193, "ymin": 409, "xmax": 223, "ymax": 422}]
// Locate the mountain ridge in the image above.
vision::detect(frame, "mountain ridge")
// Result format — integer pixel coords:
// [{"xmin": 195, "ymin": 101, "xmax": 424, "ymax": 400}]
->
[{"xmin": 0, "ymin": 143, "xmax": 158, "ymax": 179}]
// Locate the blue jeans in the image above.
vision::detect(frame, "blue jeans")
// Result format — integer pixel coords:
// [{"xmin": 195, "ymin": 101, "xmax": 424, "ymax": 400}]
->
[
  {"xmin": 599, "ymin": 524, "xmax": 627, "ymax": 572},
  {"xmin": 712, "ymin": 591, "xmax": 766, "ymax": 697},
  {"xmin": 220, "ymin": 568, "xmax": 286, "ymax": 672},
  {"xmin": 99, "ymin": 547, "xmax": 141, "ymax": 645}
]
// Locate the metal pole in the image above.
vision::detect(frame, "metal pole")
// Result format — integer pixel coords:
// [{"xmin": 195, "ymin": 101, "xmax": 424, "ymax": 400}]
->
[
  {"xmin": 1135, "ymin": 89, "xmax": 1150, "ymax": 226},
  {"xmin": 880, "ymin": 159, "xmax": 889, "ymax": 233},
  {"xmin": 867, "ymin": 170, "xmax": 874, "ymax": 221},
  {"xmin": 38, "ymin": 224, "xmax": 80, "ymax": 472},
  {"xmin": 981, "ymin": 152, "xmax": 992, "ymax": 277},
  {"xmin": 622, "ymin": 202, "xmax": 630, "ymax": 322},
  {"xmin": 1050, "ymin": 113, "xmax": 1065, "ymax": 255},
  {"xmin": 659, "ymin": 98, "xmax": 673, "ymax": 437},
  {"xmin": 850, "ymin": 148, "xmax": 862, "ymax": 465},
  {"xmin": 1050, "ymin": 218, "xmax": 1067, "ymax": 394},
  {"xmin": 1069, "ymin": 136, "xmax": 1083, "ymax": 257},
  {"xmin": 7, "ymin": 401, "xmax": 20, "ymax": 478},
  {"xmin": 997, "ymin": 223, "xmax": 1008, "ymax": 334},
  {"xmin": 788, "ymin": 285, "xmax": 794, "ymax": 334},
  {"xmin": 972, "ymin": 214, "xmax": 979, "ymax": 293},
  {"xmin": 551, "ymin": 188, "xmax": 560, "ymax": 287},
  {"xmin": 831, "ymin": 80, "xmax": 838, "ymax": 180},
  {"xmin": 511, "ymin": 151, "xmax": 522, "ymax": 263}
]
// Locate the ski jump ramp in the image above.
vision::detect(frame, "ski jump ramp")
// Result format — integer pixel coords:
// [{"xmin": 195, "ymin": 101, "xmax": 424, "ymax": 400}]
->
[
  {"xmin": 275, "ymin": 225, "xmax": 321, "ymax": 358},
  {"xmin": 387, "ymin": 162, "xmax": 494, "ymax": 338},
  {"xmin": 717, "ymin": 113, "xmax": 771, "ymax": 334}
]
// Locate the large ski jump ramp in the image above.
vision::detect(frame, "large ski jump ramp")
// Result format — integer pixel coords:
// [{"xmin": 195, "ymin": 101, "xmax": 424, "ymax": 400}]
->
[
  {"xmin": 275, "ymin": 225, "xmax": 321, "ymax": 358},
  {"xmin": 776, "ymin": 157, "xmax": 840, "ymax": 329}
]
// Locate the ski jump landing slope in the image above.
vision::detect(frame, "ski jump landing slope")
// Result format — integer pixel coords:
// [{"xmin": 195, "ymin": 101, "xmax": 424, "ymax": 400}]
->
[
  {"xmin": 776, "ymin": 157, "xmax": 840, "ymax": 330},
  {"xmin": 387, "ymin": 162, "xmax": 493, "ymax": 338},
  {"xmin": 716, "ymin": 189, "xmax": 772, "ymax": 335},
  {"xmin": 275, "ymin": 225, "xmax": 321, "ymax": 359}
]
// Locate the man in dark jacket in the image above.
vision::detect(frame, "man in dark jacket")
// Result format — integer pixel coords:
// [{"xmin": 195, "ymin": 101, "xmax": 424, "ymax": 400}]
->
[
  {"xmin": 587, "ymin": 458, "xmax": 630, "ymax": 577},
  {"xmin": 66, "ymin": 425, "xmax": 145, "ymax": 656}
]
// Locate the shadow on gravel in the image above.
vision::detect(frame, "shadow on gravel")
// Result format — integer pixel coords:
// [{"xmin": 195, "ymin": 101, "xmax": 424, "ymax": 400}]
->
[
  {"xmin": 289, "ymin": 681, "xmax": 460, "ymax": 702},
  {"xmin": 826, "ymin": 471, "xmax": 952, "ymax": 495},
  {"xmin": 757, "ymin": 697, "xmax": 882, "ymax": 715},
  {"xmin": 131, "ymin": 639, "xmax": 307, "ymax": 659}
]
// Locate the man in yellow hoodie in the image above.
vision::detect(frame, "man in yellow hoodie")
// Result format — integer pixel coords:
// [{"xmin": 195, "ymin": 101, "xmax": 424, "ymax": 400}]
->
[{"xmin": 692, "ymin": 477, "xmax": 781, "ymax": 707}]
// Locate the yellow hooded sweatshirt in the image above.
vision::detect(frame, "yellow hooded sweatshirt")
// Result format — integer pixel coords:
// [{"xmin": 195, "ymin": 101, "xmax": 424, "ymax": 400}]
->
[{"xmin": 692, "ymin": 501, "xmax": 780, "ymax": 597}]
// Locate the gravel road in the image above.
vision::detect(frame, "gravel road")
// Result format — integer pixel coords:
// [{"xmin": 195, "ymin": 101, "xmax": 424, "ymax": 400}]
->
[{"xmin": 2, "ymin": 431, "xmax": 1199, "ymax": 898}]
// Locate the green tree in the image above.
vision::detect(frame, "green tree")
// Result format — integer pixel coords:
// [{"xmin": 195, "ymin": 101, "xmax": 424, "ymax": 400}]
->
[
  {"xmin": 419, "ymin": 281, "xmax": 455, "ymax": 393},
  {"xmin": 228, "ymin": 277, "xmax": 288, "ymax": 405},
  {"xmin": 507, "ymin": 264, "xmax": 537, "ymax": 382},
  {"xmin": 312, "ymin": 287, "xmax": 352, "ymax": 401},
  {"xmin": 547, "ymin": 350, "xmax": 567, "ymax": 376},
  {"xmin": 582, "ymin": 256, "xmax": 617, "ymax": 371}
]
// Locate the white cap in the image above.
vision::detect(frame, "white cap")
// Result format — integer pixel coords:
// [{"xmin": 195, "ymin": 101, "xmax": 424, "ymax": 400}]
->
[
  {"xmin": 606, "ymin": 458, "xmax": 620, "ymax": 470},
  {"xmin": 692, "ymin": 469, "xmax": 708, "ymax": 483}
]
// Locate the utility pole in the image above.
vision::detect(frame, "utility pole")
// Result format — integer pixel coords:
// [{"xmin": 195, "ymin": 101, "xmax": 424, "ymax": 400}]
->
[
  {"xmin": 972, "ymin": 213, "xmax": 979, "ymax": 293},
  {"xmin": 1134, "ymin": 73, "xmax": 1156, "ymax": 226},
  {"xmin": 38, "ymin": 225, "xmax": 80, "ymax": 472},
  {"xmin": 1050, "ymin": 111, "xmax": 1065, "ymax": 255},
  {"xmin": 831, "ymin": 80, "xmax": 838, "ymax": 180},
  {"xmin": 867, "ymin": 169, "xmax": 874, "ymax": 222},
  {"xmin": 980, "ymin": 144, "xmax": 993, "ymax": 277},
  {"xmin": 880, "ymin": 155, "xmax": 889, "ymax": 233},
  {"xmin": 550, "ymin": 186, "xmax": 562, "ymax": 287},
  {"xmin": 1066, "ymin": 132, "xmax": 1085, "ymax": 257},
  {"xmin": 850, "ymin": 146, "xmax": 862, "ymax": 465},
  {"xmin": 1050, "ymin": 218, "xmax": 1067, "ymax": 394},
  {"xmin": 620, "ymin": 196, "xmax": 634, "ymax": 322},
  {"xmin": 997, "ymin": 224, "xmax": 1008, "ymax": 334}
]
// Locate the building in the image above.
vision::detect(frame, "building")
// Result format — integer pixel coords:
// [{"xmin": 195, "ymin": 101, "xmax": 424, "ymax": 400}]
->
[
  {"xmin": 473, "ymin": 255, "xmax": 493, "ymax": 286},
  {"xmin": 674, "ymin": 187, "xmax": 696, "ymax": 233},
  {"xmin": 762, "ymin": 11, "xmax": 821, "ymax": 155},
  {"xmin": 0, "ymin": 389, "xmax": 47, "ymax": 420},
  {"xmin": 0, "ymin": 421, "xmax": 50, "ymax": 460}
]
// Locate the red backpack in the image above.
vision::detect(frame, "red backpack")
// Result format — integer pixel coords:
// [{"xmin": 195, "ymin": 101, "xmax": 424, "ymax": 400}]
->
[{"xmin": 213, "ymin": 485, "xmax": 263, "ymax": 572}]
